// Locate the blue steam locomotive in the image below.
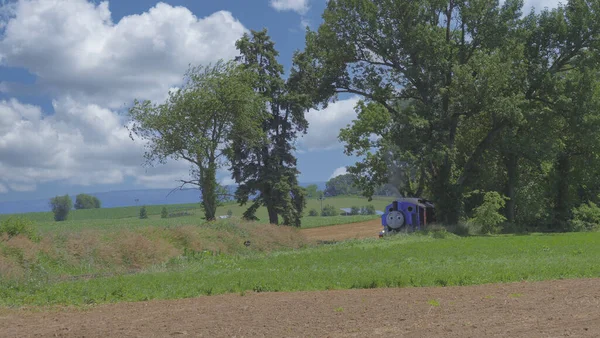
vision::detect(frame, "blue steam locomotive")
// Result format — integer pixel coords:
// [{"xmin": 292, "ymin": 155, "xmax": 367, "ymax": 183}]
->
[{"xmin": 380, "ymin": 198, "xmax": 436, "ymax": 236}]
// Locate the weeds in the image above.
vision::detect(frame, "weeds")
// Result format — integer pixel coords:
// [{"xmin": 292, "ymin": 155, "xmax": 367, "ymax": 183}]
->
[
  {"xmin": 427, "ymin": 299, "xmax": 440, "ymax": 307},
  {"xmin": 0, "ymin": 217, "xmax": 39, "ymax": 242},
  {"xmin": 2, "ymin": 231, "xmax": 598, "ymax": 307},
  {"xmin": 0, "ymin": 219, "xmax": 306, "ymax": 287}
]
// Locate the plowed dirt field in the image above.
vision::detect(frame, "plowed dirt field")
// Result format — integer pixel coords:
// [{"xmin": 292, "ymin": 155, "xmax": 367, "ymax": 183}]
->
[
  {"xmin": 300, "ymin": 218, "xmax": 382, "ymax": 241},
  {"xmin": 2, "ymin": 278, "xmax": 599, "ymax": 337}
]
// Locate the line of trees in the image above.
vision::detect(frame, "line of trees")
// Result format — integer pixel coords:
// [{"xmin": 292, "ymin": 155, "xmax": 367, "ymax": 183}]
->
[
  {"xmin": 305, "ymin": 174, "xmax": 403, "ymax": 199},
  {"xmin": 49, "ymin": 193, "xmax": 101, "ymax": 221},
  {"xmin": 127, "ymin": 0, "xmax": 600, "ymax": 231},
  {"xmin": 127, "ymin": 30, "xmax": 313, "ymax": 226},
  {"xmin": 292, "ymin": 0, "xmax": 600, "ymax": 231}
]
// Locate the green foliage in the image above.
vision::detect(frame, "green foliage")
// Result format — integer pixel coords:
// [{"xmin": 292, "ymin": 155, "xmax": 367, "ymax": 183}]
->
[
  {"xmin": 49, "ymin": 195, "xmax": 72, "ymax": 222},
  {"xmin": 227, "ymin": 209, "xmax": 233, "ymax": 217},
  {"xmin": 0, "ymin": 197, "xmax": 388, "ymax": 231},
  {"xmin": 467, "ymin": 191, "xmax": 509, "ymax": 234},
  {"xmin": 127, "ymin": 59, "xmax": 266, "ymax": 221},
  {"xmin": 139, "ymin": 206, "xmax": 148, "ymax": 219},
  {"xmin": 74, "ymin": 194, "xmax": 101, "ymax": 209},
  {"xmin": 295, "ymin": 0, "xmax": 600, "ymax": 230},
  {"xmin": 350, "ymin": 206, "xmax": 360, "ymax": 215},
  {"xmin": 308, "ymin": 208, "xmax": 318, "ymax": 217},
  {"xmin": 363, "ymin": 204, "xmax": 376, "ymax": 215},
  {"xmin": 230, "ymin": 28, "xmax": 310, "ymax": 227},
  {"xmin": 0, "ymin": 203, "xmax": 202, "ymax": 223},
  {"xmin": 0, "ymin": 217, "xmax": 38, "ymax": 241},
  {"xmin": 305, "ymin": 184, "xmax": 319, "ymax": 198},
  {"xmin": 3, "ymin": 231, "xmax": 600, "ymax": 306},
  {"xmin": 325, "ymin": 173, "xmax": 360, "ymax": 197},
  {"xmin": 321, "ymin": 204, "xmax": 339, "ymax": 217},
  {"xmin": 161, "ymin": 207, "xmax": 168, "ymax": 219},
  {"xmin": 569, "ymin": 202, "xmax": 600, "ymax": 232}
]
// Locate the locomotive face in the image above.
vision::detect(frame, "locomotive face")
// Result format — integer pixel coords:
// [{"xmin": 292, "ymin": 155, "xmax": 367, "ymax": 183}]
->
[{"xmin": 386, "ymin": 210, "xmax": 405, "ymax": 229}]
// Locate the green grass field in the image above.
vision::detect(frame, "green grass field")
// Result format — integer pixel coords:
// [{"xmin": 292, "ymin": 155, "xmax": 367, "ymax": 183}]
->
[
  {"xmin": 1, "ymin": 231, "xmax": 599, "ymax": 307},
  {"xmin": 3, "ymin": 195, "xmax": 598, "ymax": 308},
  {"xmin": 0, "ymin": 196, "xmax": 389, "ymax": 231}
]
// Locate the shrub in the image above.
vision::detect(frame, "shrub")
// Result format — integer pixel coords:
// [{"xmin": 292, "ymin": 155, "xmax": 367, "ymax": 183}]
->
[
  {"xmin": 139, "ymin": 206, "xmax": 148, "ymax": 219},
  {"xmin": 161, "ymin": 207, "xmax": 168, "ymax": 219},
  {"xmin": 321, "ymin": 204, "xmax": 338, "ymax": 217},
  {"xmin": 74, "ymin": 193, "xmax": 101, "ymax": 209},
  {"xmin": 350, "ymin": 206, "xmax": 360, "ymax": 215},
  {"xmin": 308, "ymin": 208, "xmax": 318, "ymax": 217},
  {"xmin": 445, "ymin": 223, "xmax": 471, "ymax": 236},
  {"xmin": 569, "ymin": 201, "xmax": 600, "ymax": 232},
  {"xmin": 363, "ymin": 204, "xmax": 376, "ymax": 215},
  {"xmin": 227, "ymin": 209, "xmax": 233, "ymax": 217},
  {"xmin": 466, "ymin": 191, "xmax": 508, "ymax": 234},
  {"xmin": 0, "ymin": 217, "xmax": 38, "ymax": 241},
  {"xmin": 49, "ymin": 194, "xmax": 72, "ymax": 222}
]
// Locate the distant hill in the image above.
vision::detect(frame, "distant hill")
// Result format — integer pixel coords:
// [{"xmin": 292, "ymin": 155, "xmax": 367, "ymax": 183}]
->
[{"xmin": 0, "ymin": 182, "xmax": 327, "ymax": 215}]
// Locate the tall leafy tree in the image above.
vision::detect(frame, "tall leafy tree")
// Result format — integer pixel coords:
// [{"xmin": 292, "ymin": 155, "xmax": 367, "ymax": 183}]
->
[
  {"xmin": 494, "ymin": 2, "xmax": 595, "ymax": 230},
  {"xmin": 49, "ymin": 195, "xmax": 72, "ymax": 222},
  {"xmin": 230, "ymin": 29, "xmax": 310, "ymax": 226},
  {"xmin": 297, "ymin": 0, "xmax": 528, "ymax": 224},
  {"xmin": 324, "ymin": 173, "xmax": 361, "ymax": 197},
  {"xmin": 127, "ymin": 60, "xmax": 266, "ymax": 221},
  {"xmin": 455, "ymin": 1, "xmax": 600, "ymax": 228}
]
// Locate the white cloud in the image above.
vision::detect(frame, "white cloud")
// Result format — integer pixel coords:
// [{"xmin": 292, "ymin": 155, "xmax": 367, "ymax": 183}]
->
[
  {"xmin": 329, "ymin": 166, "xmax": 347, "ymax": 179},
  {"xmin": 219, "ymin": 177, "xmax": 236, "ymax": 186},
  {"xmin": 0, "ymin": 0, "xmax": 251, "ymax": 192},
  {"xmin": 299, "ymin": 96, "xmax": 360, "ymax": 151},
  {"xmin": 0, "ymin": 183, "xmax": 7, "ymax": 193},
  {"xmin": 270, "ymin": 0, "xmax": 309, "ymax": 14},
  {"xmin": 0, "ymin": 0, "xmax": 247, "ymax": 108},
  {"xmin": 300, "ymin": 17, "xmax": 310, "ymax": 29},
  {"xmin": 0, "ymin": 97, "xmax": 197, "ymax": 191},
  {"xmin": 7, "ymin": 183, "xmax": 36, "ymax": 192}
]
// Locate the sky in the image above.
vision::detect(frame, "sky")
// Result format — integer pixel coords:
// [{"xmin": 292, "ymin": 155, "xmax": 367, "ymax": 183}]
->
[{"xmin": 0, "ymin": 0, "xmax": 562, "ymax": 202}]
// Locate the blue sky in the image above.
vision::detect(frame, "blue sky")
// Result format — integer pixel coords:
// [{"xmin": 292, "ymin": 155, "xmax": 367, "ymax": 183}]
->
[
  {"xmin": 0, "ymin": 0, "xmax": 365, "ymax": 202},
  {"xmin": 0, "ymin": 0, "xmax": 561, "ymax": 202}
]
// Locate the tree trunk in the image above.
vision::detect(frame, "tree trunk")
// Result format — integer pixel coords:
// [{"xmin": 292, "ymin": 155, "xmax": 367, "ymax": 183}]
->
[
  {"xmin": 267, "ymin": 204, "xmax": 278, "ymax": 225},
  {"xmin": 553, "ymin": 152, "xmax": 571, "ymax": 229},
  {"xmin": 200, "ymin": 163, "xmax": 217, "ymax": 221},
  {"xmin": 432, "ymin": 162, "xmax": 461, "ymax": 225},
  {"xmin": 503, "ymin": 152, "xmax": 518, "ymax": 223}
]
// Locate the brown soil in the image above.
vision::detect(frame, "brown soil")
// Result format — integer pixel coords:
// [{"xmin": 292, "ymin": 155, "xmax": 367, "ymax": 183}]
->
[
  {"xmin": 300, "ymin": 218, "xmax": 382, "ymax": 242},
  {"xmin": 1, "ymin": 278, "xmax": 599, "ymax": 337}
]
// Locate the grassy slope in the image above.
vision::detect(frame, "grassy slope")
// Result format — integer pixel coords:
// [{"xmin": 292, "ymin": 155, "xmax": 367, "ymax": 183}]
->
[
  {"xmin": 0, "ymin": 196, "xmax": 390, "ymax": 231},
  {"xmin": 2, "ymin": 231, "xmax": 599, "ymax": 307}
]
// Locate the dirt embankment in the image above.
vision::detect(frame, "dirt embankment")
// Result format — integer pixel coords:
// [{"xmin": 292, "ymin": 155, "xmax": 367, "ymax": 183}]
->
[
  {"xmin": 300, "ymin": 218, "xmax": 382, "ymax": 242},
  {"xmin": 1, "ymin": 278, "xmax": 599, "ymax": 337}
]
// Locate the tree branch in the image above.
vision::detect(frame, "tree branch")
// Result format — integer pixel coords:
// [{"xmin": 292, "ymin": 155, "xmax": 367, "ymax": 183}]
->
[
  {"xmin": 166, "ymin": 179, "xmax": 200, "ymax": 198},
  {"xmin": 457, "ymin": 122, "xmax": 508, "ymax": 186},
  {"xmin": 335, "ymin": 87, "xmax": 403, "ymax": 116}
]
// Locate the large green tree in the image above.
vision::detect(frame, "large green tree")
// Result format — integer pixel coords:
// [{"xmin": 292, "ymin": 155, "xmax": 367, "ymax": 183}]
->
[
  {"xmin": 521, "ymin": 1, "xmax": 600, "ymax": 228},
  {"xmin": 49, "ymin": 195, "xmax": 72, "ymax": 222},
  {"xmin": 74, "ymin": 193, "xmax": 101, "ymax": 209},
  {"xmin": 297, "ymin": 0, "xmax": 528, "ymax": 224},
  {"xmin": 324, "ymin": 173, "xmax": 361, "ymax": 197},
  {"xmin": 127, "ymin": 60, "xmax": 266, "ymax": 221},
  {"xmin": 230, "ymin": 29, "xmax": 311, "ymax": 226}
]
